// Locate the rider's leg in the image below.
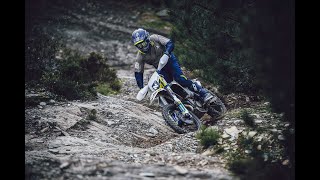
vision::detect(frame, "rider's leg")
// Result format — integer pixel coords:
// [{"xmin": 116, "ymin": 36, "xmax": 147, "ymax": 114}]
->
[
  {"xmin": 168, "ymin": 53, "xmax": 213, "ymax": 104},
  {"xmin": 159, "ymin": 62, "xmax": 173, "ymax": 83}
]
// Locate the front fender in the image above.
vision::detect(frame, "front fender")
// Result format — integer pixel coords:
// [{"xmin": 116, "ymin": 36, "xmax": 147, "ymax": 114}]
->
[
  {"xmin": 149, "ymin": 89, "xmax": 166, "ymax": 105},
  {"xmin": 136, "ymin": 85, "xmax": 149, "ymax": 101}
]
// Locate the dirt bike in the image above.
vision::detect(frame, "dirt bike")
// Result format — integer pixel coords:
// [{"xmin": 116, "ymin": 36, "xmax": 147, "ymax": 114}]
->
[{"xmin": 136, "ymin": 71, "xmax": 226, "ymax": 134}]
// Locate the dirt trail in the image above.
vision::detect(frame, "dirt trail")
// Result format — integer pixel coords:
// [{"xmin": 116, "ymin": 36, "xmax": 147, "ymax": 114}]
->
[
  {"xmin": 25, "ymin": 93, "xmax": 235, "ymax": 179},
  {"xmin": 25, "ymin": 1, "xmax": 238, "ymax": 179}
]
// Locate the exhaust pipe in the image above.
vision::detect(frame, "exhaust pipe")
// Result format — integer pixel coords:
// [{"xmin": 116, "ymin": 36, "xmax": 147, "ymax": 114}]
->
[{"xmin": 184, "ymin": 104, "xmax": 194, "ymax": 111}]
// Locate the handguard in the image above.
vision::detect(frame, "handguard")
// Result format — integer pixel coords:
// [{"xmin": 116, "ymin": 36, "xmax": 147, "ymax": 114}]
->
[{"xmin": 157, "ymin": 54, "xmax": 169, "ymax": 71}]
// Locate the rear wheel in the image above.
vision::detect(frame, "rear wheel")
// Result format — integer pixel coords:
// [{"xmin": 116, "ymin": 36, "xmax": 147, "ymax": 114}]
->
[
  {"xmin": 207, "ymin": 93, "xmax": 227, "ymax": 120},
  {"xmin": 162, "ymin": 104, "xmax": 201, "ymax": 134}
]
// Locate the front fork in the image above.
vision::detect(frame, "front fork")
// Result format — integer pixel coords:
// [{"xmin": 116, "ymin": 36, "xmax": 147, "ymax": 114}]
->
[
  {"xmin": 165, "ymin": 85, "xmax": 191, "ymax": 118},
  {"xmin": 158, "ymin": 74, "xmax": 191, "ymax": 117}
]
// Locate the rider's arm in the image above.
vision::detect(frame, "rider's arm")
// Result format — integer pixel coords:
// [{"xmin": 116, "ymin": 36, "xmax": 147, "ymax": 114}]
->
[
  {"xmin": 150, "ymin": 34, "xmax": 174, "ymax": 71},
  {"xmin": 164, "ymin": 40, "xmax": 174, "ymax": 57},
  {"xmin": 134, "ymin": 52, "xmax": 145, "ymax": 89},
  {"xmin": 150, "ymin": 34, "xmax": 174, "ymax": 57}
]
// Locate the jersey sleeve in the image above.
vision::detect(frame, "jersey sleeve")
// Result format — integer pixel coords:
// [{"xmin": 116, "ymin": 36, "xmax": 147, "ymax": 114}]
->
[
  {"xmin": 150, "ymin": 34, "xmax": 174, "ymax": 56},
  {"xmin": 149, "ymin": 34, "xmax": 170, "ymax": 46},
  {"xmin": 134, "ymin": 52, "xmax": 145, "ymax": 73}
]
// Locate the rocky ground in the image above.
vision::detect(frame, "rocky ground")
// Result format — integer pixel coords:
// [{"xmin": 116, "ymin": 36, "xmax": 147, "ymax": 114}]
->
[{"xmin": 25, "ymin": 1, "xmax": 293, "ymax": 179}]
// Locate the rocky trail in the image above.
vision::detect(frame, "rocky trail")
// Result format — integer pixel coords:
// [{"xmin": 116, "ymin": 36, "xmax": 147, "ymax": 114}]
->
[
  {"xmin": 25, "ymin": 92, "xmax": 234, "ymax": 179},
  {"xmin": 26, "ymin": 1, "xmax": 292, "ymax": 179}
]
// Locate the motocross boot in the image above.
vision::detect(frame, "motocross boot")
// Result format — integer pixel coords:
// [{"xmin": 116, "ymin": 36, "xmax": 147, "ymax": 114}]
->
[
  {"xmin": 202, "ymin": 92, "xmax": 214, "ymax": 105},
  {"xmin": 190, "ymin": 82, "xmax": 213, "ymax": 105}
]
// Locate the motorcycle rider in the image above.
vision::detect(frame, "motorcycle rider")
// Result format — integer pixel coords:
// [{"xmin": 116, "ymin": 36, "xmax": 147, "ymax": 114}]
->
[{"xmin": 131, "ymin": 28, "xmax": 213, "ymax": 104}]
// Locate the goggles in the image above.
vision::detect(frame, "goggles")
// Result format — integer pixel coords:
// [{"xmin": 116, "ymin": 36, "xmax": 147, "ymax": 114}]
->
[{"xmin": 135, "ymin": 40, "xmax": 148, "ymax": 49}]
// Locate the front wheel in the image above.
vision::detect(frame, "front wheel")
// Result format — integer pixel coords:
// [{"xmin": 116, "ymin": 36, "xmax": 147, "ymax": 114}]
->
[{"xmin": 162, "ymin": 104, "xmax": 201, "ymax": 134}]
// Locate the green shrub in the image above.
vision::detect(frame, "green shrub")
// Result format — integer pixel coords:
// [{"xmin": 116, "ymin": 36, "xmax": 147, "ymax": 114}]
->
[
  {"xmin": 40, "ymin": 49, "xmax": 121, "ymax": 100},
  {"xmin": 240, "ymin": 109, "xmax": 255, "ymax": 128},
  {"xmin": 109, "ymin": 79, "xmax": 122, "ymax": 92},
  {"xmin": 96, "ymin": 83, "xmax": 119, "ymax": 96},
  {"xmin": 87, "ymin": 109, "xmax": 97, "ymax": 120},
  {"xmin": 195, "ymin": 126, "xmax": 220, "ymax": 149},
  {"xmin": 26, "ymin": 26, "xmax": 122, "ymax": 100}
]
